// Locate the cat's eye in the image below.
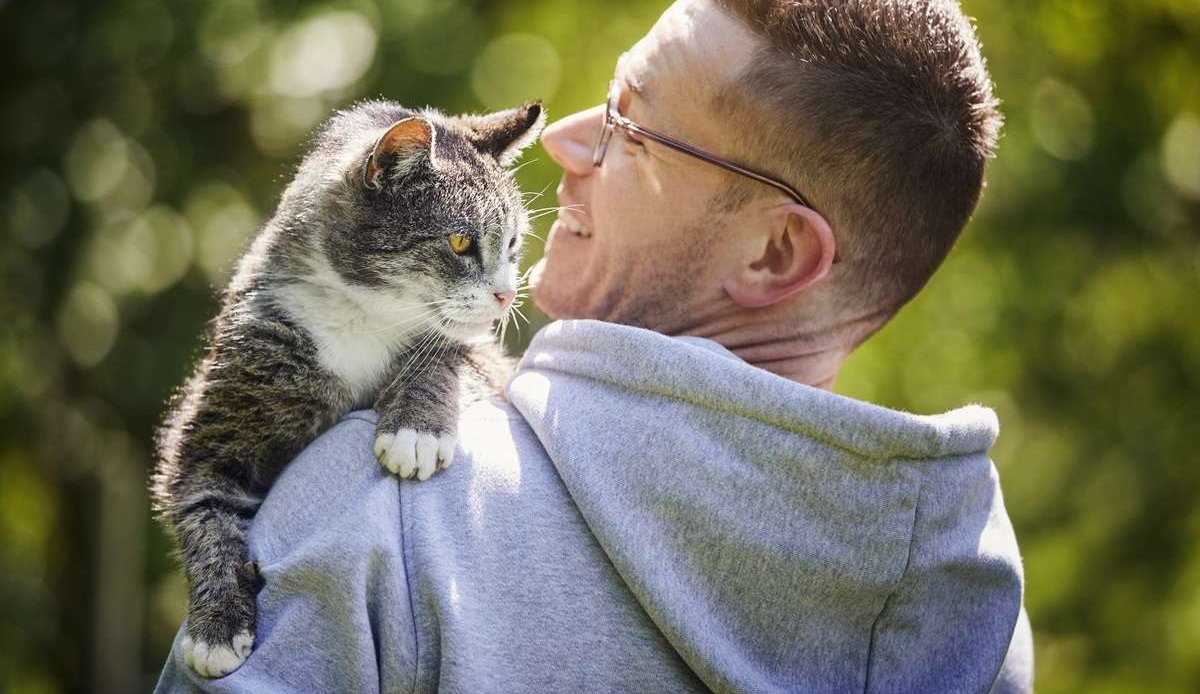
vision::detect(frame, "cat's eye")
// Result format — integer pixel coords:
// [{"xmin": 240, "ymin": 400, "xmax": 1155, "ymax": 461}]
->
[{"xmin": 448, "ymin": 233, "xmax": 472, "ymax": 254}]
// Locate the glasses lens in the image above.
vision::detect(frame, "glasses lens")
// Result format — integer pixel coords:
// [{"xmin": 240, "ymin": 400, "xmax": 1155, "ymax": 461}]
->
[{"xmin": 592, "ymin": 82, "xmax": 619, "ymax": 167}]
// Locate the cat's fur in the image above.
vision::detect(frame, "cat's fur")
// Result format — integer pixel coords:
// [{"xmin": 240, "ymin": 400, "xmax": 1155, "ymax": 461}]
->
[{"xmin": 152, "ymin": 99, "xmax": 545, "ymax": 677}]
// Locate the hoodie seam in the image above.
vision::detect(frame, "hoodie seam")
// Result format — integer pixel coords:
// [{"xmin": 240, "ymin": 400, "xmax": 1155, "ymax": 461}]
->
[
  {"xmin": 396, "ymin": 481, "xmax": 422, "ymax": 694},
  {"xmin": 862, "ymin": 469, "xmax": 923, "ymax": 694},
  {"xmin": 523, "ymin": 364, "xmax": 905, "ymax": 461}
]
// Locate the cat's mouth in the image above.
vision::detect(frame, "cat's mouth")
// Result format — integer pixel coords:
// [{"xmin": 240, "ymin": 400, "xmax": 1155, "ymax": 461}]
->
[{"xmin": 436, "ymin": 311, "xmax": 499, "ymax": 340}]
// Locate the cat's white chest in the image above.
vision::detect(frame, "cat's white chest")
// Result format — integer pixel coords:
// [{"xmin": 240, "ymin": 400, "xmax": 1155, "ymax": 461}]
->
[
  {"xmin": 273, "ymin": 280, "xmax": 426, "ymax": 403},
  {"xmin": 315, "ymin": 323, "xmax": 405, "ymax": 398}
]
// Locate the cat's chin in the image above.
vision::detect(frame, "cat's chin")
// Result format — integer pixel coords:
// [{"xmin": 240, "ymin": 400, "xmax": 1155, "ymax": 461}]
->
[{"xmin": 438, "ymin": 318, "xmax": 496, "ymax": 343}]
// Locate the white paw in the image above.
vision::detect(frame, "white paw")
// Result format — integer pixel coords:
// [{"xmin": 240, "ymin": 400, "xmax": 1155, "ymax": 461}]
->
[
  {"xmin": 374, "ymin": 428, "xmax": 455, "ymax": 480},
  {"xmin": 182, "ymin": 629, "xmax": 253, "ymax": 678}
]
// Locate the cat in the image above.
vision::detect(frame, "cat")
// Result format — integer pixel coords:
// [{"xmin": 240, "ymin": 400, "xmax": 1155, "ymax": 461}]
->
[{"xmin": 152, "ymin": 98, "xmax": 545, "ymax": 678}]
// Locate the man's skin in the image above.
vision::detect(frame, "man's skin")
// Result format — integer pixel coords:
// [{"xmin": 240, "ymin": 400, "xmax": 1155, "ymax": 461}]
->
[{"xmin": 532, "ymin": 0, "xmax": 876, "ymax": 388}]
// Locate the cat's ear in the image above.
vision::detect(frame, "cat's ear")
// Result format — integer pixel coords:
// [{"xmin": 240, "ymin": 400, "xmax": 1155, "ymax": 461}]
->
[
  {"xmin": 467, "ymin": 101, "xmax": 546, "ymax": 167},
  {"xmin": 362, "ymin": 117, "xmax": 436, "ymax": 190}
]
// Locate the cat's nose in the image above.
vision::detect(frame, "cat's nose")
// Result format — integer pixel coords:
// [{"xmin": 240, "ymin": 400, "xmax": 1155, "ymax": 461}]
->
[{"xmin": 493, "ymin": 290, "xmax": 516, "ymax": 310}]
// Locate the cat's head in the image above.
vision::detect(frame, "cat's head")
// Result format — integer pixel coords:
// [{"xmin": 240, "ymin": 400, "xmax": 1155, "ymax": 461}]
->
[{"xmin": 302, "ymin": 100, "xmax": 546, "ymax": 341}]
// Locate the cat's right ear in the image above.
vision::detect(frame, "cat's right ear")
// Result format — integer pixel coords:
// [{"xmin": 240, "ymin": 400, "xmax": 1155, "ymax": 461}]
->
[{"xmin": 362, "ymin": 117, "xmax": 436, "ymax": 191}]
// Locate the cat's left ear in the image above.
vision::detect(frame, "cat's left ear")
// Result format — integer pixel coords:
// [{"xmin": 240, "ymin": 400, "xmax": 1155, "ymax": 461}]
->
[
  {"xmin": 363, "ymin": 116, "xmax": 436, "ymax": 190},
  {"xmin": 466, "ymin": 101, "xmax": 546, "ymax": 167}
]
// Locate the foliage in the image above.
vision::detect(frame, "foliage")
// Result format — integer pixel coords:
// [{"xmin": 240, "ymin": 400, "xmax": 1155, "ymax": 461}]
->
[{"xmin": 0, "ymin": 0, "xmax": 1196, "ymax": 691}]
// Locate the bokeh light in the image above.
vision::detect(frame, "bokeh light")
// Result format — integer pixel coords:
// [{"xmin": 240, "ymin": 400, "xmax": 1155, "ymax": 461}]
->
[
  {"xmin": 472, "ymin": 33, "xmax": 562, "ymax": 109},
  {"xmin": 0, "ymin": 0, "xmax": 1197, "ymax": 692}
]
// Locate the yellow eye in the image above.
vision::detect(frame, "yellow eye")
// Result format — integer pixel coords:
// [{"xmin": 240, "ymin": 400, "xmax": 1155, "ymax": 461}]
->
[{"xmin": 448, "ymin": 233, "xmax": 472, "ymax": 254}]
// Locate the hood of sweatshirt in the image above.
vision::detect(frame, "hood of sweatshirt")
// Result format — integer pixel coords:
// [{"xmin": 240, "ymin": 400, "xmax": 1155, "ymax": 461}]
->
[{"xmin": 508, "ymin": 319, "xmax": 1023, "ymax": 693}]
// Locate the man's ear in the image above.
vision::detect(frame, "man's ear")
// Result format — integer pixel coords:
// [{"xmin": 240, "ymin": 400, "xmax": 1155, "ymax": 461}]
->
[
  {"xmin": 363, "ymin": 116, "xmax": 435, "ymax": 190},
  {"xmin": 722, "ymin": 204, "xmax": 836, "ymax": 309},
  {"xmin": 464, "ymin": 101, "xmax": 546, "ymax": 166}
]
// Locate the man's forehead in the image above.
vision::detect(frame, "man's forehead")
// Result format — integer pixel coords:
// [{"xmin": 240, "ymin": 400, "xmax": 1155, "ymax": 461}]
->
[{"xmin": 618, "ymin": 0, "xmax": 757, "ymax": 106}]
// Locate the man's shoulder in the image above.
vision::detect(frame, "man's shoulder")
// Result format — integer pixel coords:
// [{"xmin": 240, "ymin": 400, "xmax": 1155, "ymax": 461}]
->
[
  {"xmin": 247, "ymin": 412, "xmax": 394, "ymax": 564},
  {"xmin": 248, "ymin": 398, "xmax": 542, "ymax": 562},
  {"xmin": 282, "ymin": 396, "xmax": 532, "ymax": 486}
]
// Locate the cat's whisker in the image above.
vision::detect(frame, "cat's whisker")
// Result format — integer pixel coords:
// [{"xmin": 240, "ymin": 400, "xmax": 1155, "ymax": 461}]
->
[
  {"xmin": 394, "ymin": 326, "xmax": 441, "ymax": 384},
  {"xmin": 526, "ymin": 204, "xmax": 584, "ymax": 219},
  {"xmin": 496, "ymin": 312, "xmax": 510, "ymax": 346},
  {"xmin": 352, "ymin": 309, "xmax": 443, "ymax": 335},
  {"xmin": 502, "ymin": 302, "xmax": 529, "ymax": 339},
  {"xmin": 376, "ymin": 297, "xmax": 455, "ymax": 307},
  {"xmin": 359, "ymin": 296, "xmax": 455, "ymax": 315},
  {"xmin": 526, "ymin": 202, "xmax": 583, "ymax": 212},
  {"xmin": 366, "ymin": 311, "xmax": 442, "ymax": 325},
  {"xmin": 501, "ymin": 307, "xmax": 516, "ymax": 340},
  {"xmin": 527, "ymin": 210, "xmax": 574, "ymax": 223},
  {"xmin": 508, "ymin": 158, "xmax": 540, "ymax": 176},
  {"xmin": 410, "ymin": 319, "xmax": 451, "ymax": 371},
  {"xmin": 372, "ymin": 298, "xmax": 455, "ymax": 314},
  {"xmin": 404, "ymin": 321, "xmax": 453, "ymax": 387},
  {"xmin": 521, "ymin": 182, "xmax": 553, "ymax": 204}
]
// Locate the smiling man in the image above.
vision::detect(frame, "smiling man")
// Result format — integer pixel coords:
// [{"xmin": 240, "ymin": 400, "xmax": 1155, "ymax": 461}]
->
[{"xmin": 158, "ymin": 1, "xmax": 1031, "ymax": 692}]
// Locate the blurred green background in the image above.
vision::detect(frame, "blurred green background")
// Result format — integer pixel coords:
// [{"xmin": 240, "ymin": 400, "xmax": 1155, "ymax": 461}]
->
[{"xmin": 0, "ymin": 0, "xmax": 1197, "ymax": 691}]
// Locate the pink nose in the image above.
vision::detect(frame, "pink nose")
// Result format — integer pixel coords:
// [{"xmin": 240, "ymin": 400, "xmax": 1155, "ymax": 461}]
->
[{"xmin": 493, "ymin": 290, "xmax": 516, "ymax": 309}]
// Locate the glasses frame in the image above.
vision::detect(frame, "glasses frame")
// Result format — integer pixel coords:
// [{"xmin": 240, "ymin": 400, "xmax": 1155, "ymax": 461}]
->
[{"xmin": 592, "ymin": 79, "xmax": 816, "ymax": 211}]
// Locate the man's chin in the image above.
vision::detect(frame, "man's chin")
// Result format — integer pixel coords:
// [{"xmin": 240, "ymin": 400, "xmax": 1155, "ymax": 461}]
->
[
  {"xmin": 530, "ymin": 258, "xmax": 625, "ymax": 324},
  {"xmin": 529, "ymin": 258, "xmax": 571, "ymax": 320}
]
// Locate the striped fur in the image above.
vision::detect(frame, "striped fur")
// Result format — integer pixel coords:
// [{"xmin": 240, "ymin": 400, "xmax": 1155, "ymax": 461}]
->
[{"xmin": 152, "ymin": 99, "xmax": 544, "ymax": 677}]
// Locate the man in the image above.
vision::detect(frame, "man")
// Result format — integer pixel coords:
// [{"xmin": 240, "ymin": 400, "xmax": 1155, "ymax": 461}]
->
[{"xmin": 158, "ymin": 0, "xmax": 1032, "ymax": 691}]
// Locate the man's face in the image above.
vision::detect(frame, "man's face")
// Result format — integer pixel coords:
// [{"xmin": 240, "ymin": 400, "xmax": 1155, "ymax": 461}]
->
[{"xmin": 531, "ymin": 0, "xmax": 759, "ymax": 333}]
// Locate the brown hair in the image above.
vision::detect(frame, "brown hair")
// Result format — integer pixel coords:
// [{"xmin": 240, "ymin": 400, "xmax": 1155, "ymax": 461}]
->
[{"xmin": 712, "ymin": 0, "xmax": 1002, "ymax": 314}]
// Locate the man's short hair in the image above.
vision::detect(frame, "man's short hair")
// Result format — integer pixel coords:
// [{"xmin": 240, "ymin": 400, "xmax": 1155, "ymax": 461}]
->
[{"xmin": 713, "ymin": 0, "xmax": 1002, "ymax": 315}]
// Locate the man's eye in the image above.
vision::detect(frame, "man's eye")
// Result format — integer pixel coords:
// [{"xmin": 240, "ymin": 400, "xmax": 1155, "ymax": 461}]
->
[{"xmin": 448, "ymin": 233, "xmax": 472, "ymax": 254}]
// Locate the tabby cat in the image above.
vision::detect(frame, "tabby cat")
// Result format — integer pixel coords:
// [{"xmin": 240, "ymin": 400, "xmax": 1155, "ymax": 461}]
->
[{"xmin": 153, "ymin": 99, "xmax": 545, "ymax": 677}]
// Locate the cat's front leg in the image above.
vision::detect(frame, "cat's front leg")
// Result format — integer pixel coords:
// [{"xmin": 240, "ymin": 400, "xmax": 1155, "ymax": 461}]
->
[
  {"xmin": 373, "ymin": 343, "xmax": 462, "ymax": 481},
  {"xmin": 181, "ymin": 556, "xmax": 262, "ymax": 677}
]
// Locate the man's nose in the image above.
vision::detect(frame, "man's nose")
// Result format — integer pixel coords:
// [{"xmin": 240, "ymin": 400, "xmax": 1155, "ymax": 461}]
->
[{"xmin": 541, "ymin": 105, "xmax": 604, "ymax": 177}]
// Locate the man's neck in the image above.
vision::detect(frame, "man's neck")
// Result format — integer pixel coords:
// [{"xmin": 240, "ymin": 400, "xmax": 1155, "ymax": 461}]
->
[
  {"xmin": 673, "ymin": 299, "xmax": 853, "ymax": 391},
  {"xmin": 685, "ymin": 321, "xmax": 847, "ymax": 390}
]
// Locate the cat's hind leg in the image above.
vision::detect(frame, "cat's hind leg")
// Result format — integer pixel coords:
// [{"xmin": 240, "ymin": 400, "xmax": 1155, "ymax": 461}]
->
[{"xmin": 172, "ymin": 491, "xmax": 263, "ymax": 677}]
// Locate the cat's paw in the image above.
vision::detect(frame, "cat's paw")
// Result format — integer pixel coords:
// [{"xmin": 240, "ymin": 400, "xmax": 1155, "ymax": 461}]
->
[
  {"xmin": 374, "ymin": 428, "xmax": 455, "ymax": 480},
  {"xmin": 182, "ymin": 629, "xmax": 253, "ymax": 678}
]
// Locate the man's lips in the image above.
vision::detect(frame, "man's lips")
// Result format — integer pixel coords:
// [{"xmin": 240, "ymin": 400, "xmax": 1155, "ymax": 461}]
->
[
  {"xmin": 554, "ymin": 186, "xmax": 592, "ymax": 238},
  {"xmin": 554, "ymin": 213, "xmax": 592, "ymax": 238}
]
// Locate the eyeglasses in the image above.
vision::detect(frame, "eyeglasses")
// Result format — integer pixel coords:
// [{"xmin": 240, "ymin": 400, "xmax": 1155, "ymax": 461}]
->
[{"xmin": 592, "ymin": 78, "xmax": 816, "ymax": 211}]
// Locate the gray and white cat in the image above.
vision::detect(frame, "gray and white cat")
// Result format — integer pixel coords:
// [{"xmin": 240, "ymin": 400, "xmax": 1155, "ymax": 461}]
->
[{"xmin": 152, "ymin": 99, "xmax": 545, "ymax": 677}]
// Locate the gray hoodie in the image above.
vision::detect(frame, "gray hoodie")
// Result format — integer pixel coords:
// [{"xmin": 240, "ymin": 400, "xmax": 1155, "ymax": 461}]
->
[{"xmin": 157, "ymin": 319, "xmax": 1032, "ymax": 693}]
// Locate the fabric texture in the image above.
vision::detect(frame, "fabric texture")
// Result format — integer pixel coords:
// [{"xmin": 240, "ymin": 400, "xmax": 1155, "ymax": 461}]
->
[{"xmin": 156, "ymin": 319, "xmax": 1032, "ymax": 693}]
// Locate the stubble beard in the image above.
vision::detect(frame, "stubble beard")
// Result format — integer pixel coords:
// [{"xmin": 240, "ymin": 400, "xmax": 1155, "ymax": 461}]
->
[{"xmin": 532, "ymin": 221, "xmax": 723, "ymax": 336}]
